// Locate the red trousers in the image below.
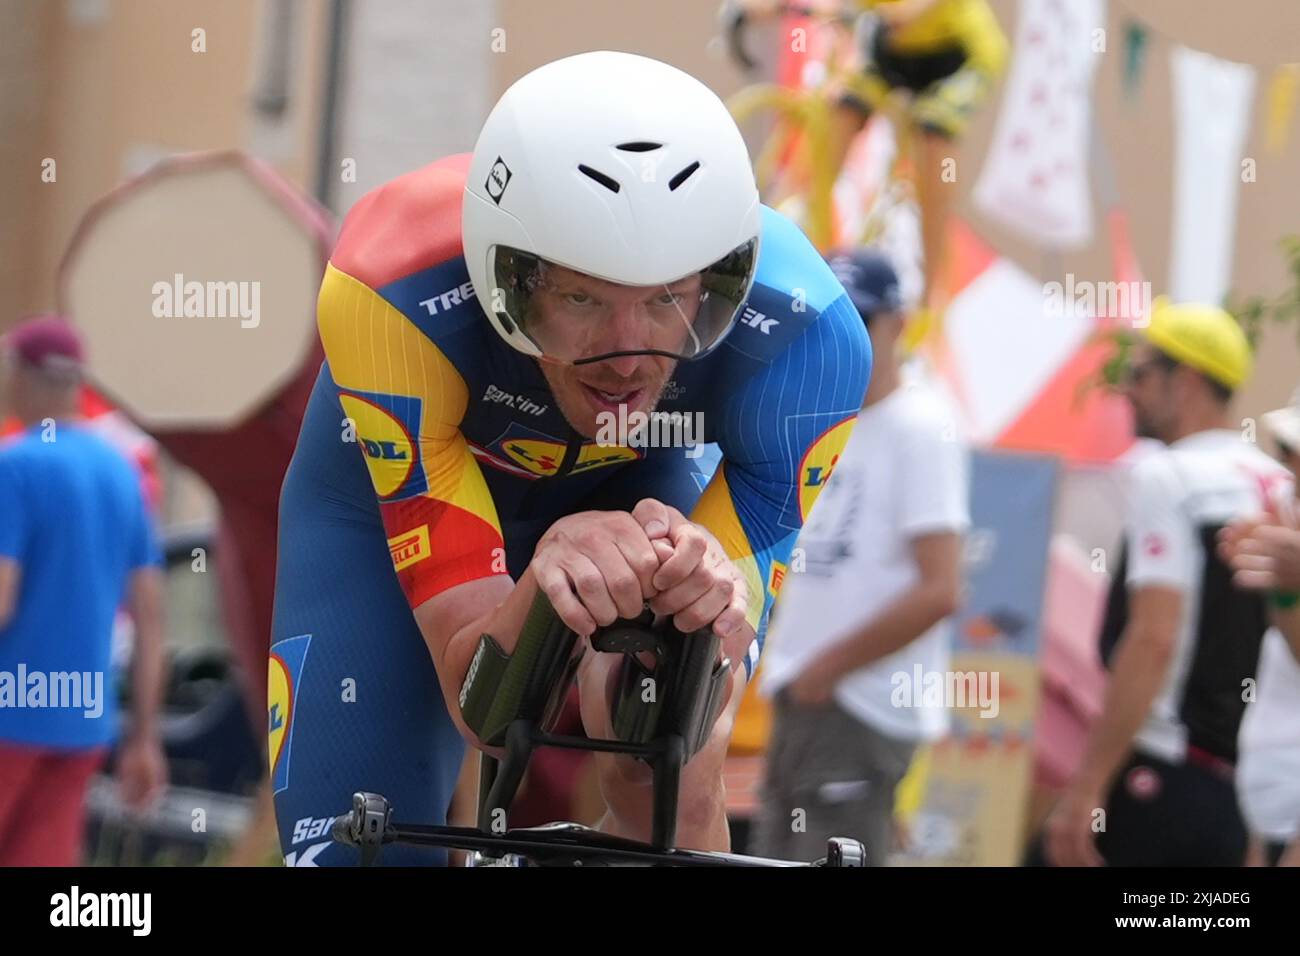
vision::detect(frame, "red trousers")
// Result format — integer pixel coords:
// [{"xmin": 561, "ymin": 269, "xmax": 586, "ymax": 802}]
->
[{"xmin": 0, "ymin": 741, "xmax": 107, "ymax": 866}]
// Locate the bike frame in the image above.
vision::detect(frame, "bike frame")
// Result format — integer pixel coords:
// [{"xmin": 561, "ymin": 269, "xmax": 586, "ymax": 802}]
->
[{"xmin": 331, "ymin": 595, "xmax": 865, "ymax": 867}]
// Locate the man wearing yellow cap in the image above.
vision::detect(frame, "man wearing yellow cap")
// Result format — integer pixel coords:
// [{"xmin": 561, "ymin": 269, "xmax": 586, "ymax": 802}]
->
[{"xmin": 1040, "ymin": 299, "xmax": 1294, "ymax": 867}]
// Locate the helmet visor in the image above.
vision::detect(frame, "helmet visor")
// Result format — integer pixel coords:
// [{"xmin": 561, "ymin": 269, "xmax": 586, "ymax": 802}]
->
[{"xmin": 488, "ymin": 238, "xmax": 758, "ymax": 364}]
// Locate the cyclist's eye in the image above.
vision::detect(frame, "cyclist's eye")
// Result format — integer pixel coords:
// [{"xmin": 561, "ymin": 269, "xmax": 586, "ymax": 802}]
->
[
  {"xmin": 564, "ymin": 292, "xmax": 593, "ymax": 306},
  {"xmin": 654, "ymin": 293, "xmax": 684, "ymax": 307}
]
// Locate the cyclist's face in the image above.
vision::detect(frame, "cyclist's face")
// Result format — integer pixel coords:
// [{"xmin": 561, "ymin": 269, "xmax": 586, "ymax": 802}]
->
[
  {"xmin": 540, "ymin": 351, "xmax": 678, "ymax": 439},
  {"xmin": 529, "ymin": 264, "xmax": 704, "ymax": 362}
]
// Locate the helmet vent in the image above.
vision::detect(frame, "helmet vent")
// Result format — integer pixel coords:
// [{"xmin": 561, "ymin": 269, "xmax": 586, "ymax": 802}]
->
[
  {"xmin": 615, "ymin": 141, "xmax": 662, "ymax": 152},
  {"xmin": 668, "ymin": 161, "xmax": 701, "ymax": 191},
  {"xmin": 578, "ymin": 164, "xmax": 621, "ymax": 193}
]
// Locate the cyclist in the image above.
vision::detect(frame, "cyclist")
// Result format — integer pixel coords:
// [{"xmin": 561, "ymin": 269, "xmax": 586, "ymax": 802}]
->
[
  {"xmin": 841, "ymin": 0, "xmax": 1006, "ymax": 334},
  {"xmin": 270, "ymin": 51, "xmax": 872, "ymax": 865},
  {"xmin": 737, "ymin": 0, "xmax": 1007, "ymax": 336}
]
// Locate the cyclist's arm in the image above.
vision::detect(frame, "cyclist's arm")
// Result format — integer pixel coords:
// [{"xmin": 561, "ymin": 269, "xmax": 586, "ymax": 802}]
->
[
  {"xmin": 318, "ymin": 268, "xmax": 521, "ymax": 743},
  {"xmin": 695, "ymin": 265, "xmax": 872, "ymax": 677},
  {"xmin": 316, "ymin": 165, "xmax": 523, "ymax": 744},
  {"xmin": 414, "ymin": 569, "xmax": 543, "ymax": 746}
]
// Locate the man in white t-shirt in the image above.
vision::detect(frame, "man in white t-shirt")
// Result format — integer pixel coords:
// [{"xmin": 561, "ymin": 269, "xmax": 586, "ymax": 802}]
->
[
  {"xmin": 1043, "ymin": 300, "xmax": 1293, "ymax": 867},
  {"xmin": 752, "ymin": 250, "xmax": 969, "ymax": 866},
  {"xmin": 1224, "ymin": 388, "xmax": 1300, "ymax": 866}
]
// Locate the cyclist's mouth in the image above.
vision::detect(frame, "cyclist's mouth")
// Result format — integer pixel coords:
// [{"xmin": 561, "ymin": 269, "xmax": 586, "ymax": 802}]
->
[{"xmin": 580, "ymin": 384, "xmax": 645, "ymax": 414}]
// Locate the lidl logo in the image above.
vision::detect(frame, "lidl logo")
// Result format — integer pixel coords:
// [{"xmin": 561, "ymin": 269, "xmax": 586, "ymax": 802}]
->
[
  {"xmin": 339, "ymin": 390, "xmax": 426, "ymax": 499},
  {"xmin": 798, "ymin": 418, "xmax": 856, "ymax": 521},
  {"xmin": 572, "ymin": 444, "xmax": 640, "ymax": 474},
  {"xmin": 268, "ymin": 634, "xmax": 312, "ymax": 794},
  {"xmin": 388, "ymin": 525, "xmax": 431, "ymax": 571},
  {"xmin": 488, "ymin": 423, "xmax": 642, "ymax": 478},
  {"xmin": 504, "ymin": 437, "xmax": 566, "ymax": 476}
]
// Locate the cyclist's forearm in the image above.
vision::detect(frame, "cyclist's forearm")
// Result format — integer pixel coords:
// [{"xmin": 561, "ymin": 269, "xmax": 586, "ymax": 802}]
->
[{"xmin": 418, "ymin": 569, "xmax": 544, "ymax": 748}]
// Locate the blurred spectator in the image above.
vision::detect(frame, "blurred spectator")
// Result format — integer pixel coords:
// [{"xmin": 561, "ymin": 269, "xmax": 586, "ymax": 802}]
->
[
  {"xmin": 0, "ymin": 315, "xmax": 167, "ymax": 866},
  {"xmin": 1225, "ymin": 387, "xmax": 1300, "ymax": 866},
  {"xmin": 752, "ymin": 250, "xmax": 968, "ymax": 865},
  {"xmin": 1039, "ymin": 300, "xmax": 1291, "ymax": 867}
]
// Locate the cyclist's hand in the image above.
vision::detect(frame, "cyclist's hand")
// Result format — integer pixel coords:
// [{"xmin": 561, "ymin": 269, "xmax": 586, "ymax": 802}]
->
[
  {"xmin": 531, "ymin": 511, "xmax": 661, "ymax": 636},
  {"xmin": 1043, "ymin": 787, "xmax": 1105, "ymax": 867},
  {"xmin": 632, "ymin": 499, "xmax": 752, "ymax": 656}
]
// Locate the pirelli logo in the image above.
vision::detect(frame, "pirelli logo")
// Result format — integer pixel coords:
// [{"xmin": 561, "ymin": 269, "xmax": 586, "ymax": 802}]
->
[
  {"xmin": 388, "ymin": 525, "xmax": 431, "ymax": 572},
  {"xmin": 768, "ymin": 561, "xmax": 788, "ymax": 599}
]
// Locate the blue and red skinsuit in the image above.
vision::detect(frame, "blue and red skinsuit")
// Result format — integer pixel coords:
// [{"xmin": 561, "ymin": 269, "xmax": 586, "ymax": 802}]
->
[{"xmin": 270, "ymin": 154, "xmax": 871, "ymax": 865}]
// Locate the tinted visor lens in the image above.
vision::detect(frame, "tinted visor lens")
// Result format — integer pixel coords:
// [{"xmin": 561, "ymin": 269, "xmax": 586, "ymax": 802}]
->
[{"xmin": 489, "ymin": 238, "xmax": 757, "ymax": 363}]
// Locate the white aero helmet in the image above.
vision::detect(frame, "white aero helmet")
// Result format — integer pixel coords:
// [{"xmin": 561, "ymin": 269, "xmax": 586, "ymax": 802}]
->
[{"xmin": 462, "ymin": 51, "xmax": 761, "ymax": 365}]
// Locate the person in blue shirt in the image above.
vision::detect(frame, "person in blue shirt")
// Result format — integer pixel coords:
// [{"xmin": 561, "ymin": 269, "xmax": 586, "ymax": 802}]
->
[{"xmin": 0, "ymin": 314, "xmax": 167, "ymax": 866}]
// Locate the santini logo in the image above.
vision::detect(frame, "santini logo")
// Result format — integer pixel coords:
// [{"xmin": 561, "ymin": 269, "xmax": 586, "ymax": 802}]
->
[{"xmin": 50, "ymin": 886, "xmax": 151, "ymax": 936}]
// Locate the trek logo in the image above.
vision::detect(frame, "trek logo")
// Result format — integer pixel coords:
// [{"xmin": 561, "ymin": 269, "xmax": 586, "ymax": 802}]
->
[
  {"xmin": 740, "ymin": 307, "xmax": 779, "ymax": 334},
  {"xmin": 388, "ymin": 525, "xmax": 431, "ymax": 572},
  {"xmin": 420, "ymin": 280, "xmax": 477, "ymax": 316},
  {"xmin": 486, "ymin": 157, "xmax": 512, "ymax": 204},
  {"xmin": 284, "ymin": 842, "xmax": 330, "ymax": 866}
]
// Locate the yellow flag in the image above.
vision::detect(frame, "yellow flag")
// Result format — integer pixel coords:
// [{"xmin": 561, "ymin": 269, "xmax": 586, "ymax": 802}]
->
[{"xmin": 1266, "ymin": 64, "xmax": 1300, "ymax": 153}]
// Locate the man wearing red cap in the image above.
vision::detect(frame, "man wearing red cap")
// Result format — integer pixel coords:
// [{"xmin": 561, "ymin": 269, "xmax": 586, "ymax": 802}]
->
[{"xmin": 0, "ymin": 315, "xmax": 168, "ymax": 865}]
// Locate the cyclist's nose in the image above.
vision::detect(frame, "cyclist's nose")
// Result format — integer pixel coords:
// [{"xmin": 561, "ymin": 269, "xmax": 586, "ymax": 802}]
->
[{"xmin": 593, "ymin": 302, "xmax": 655, "ymax": 361}]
